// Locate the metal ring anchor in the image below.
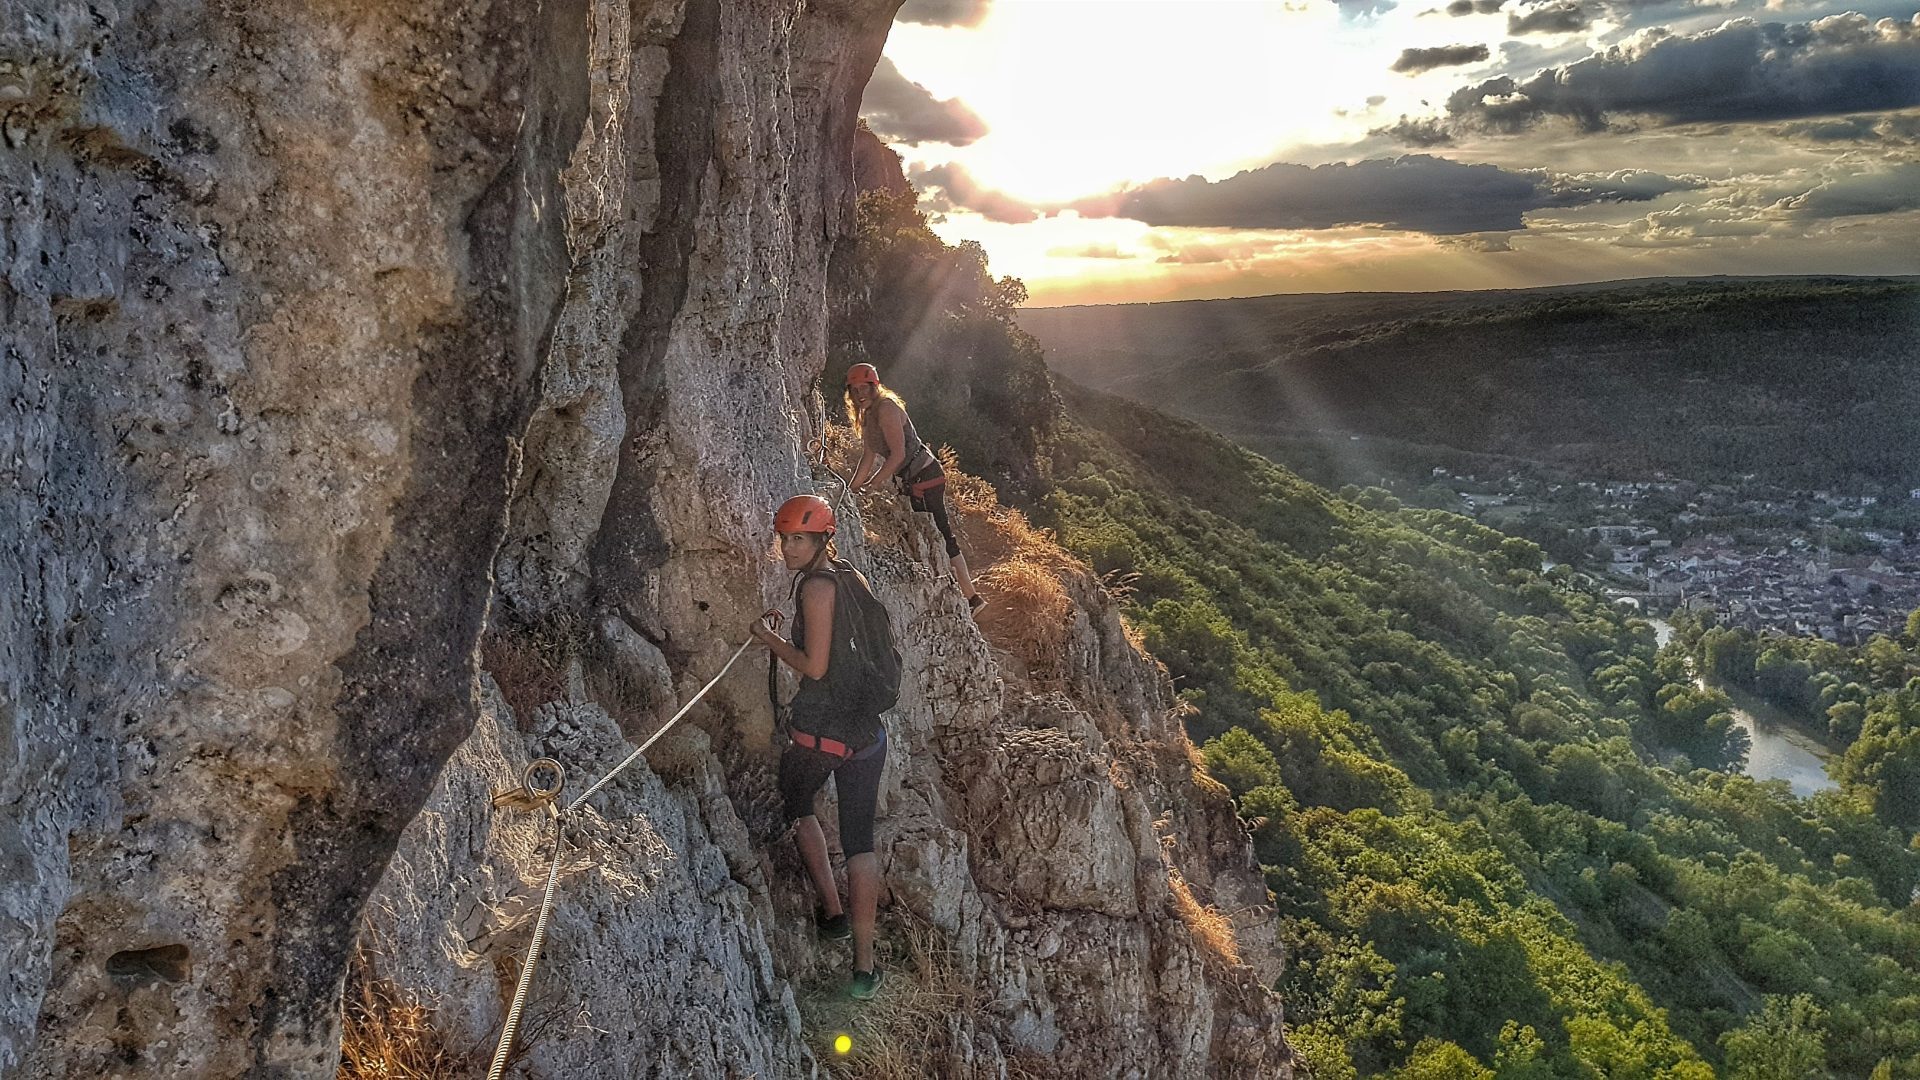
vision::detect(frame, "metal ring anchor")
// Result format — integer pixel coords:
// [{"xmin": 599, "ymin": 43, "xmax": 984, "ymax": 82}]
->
[
  {"xmin": 521, "ymin": 758, "xmax": 564, "ymax": 801},
  {"xmin": 491, "ymin": 757, "xmax": 566, "ymax": 811}
]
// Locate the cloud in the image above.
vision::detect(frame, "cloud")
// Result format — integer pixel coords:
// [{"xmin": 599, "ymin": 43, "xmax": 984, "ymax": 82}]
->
[
  {"xmin": 1046, "ymin": 242, "xmax": 1135, "ymax": 259},
  {"xmin": 909, "ymin": 163, "xmax": 1037, "ymax": 223},
  {"xmin": 1334, "ymin": 0, "xmax": 1401, "ymax": 16},
  {"xmin": 1778, "ymin": 162, "xmax": 1920, "ymax": 217},
  {"xmin": 860, "ymin": 57, "xmax": 989, "ymax": 146},
  {"xmin": 1142, "ymin": 232, "xmax": 1295, "ymax": 265},
  {"xmin": 896, "ymin": 0, "xmax": 991, "ymax": 27},
  {"xmin": 1774, "ymin": 110, "xmax": 1920, "ymax": 143},
  {"xmin": 1369, "ymin": 115, "xmax": 1457, "ymax": 144},
  {"xmin": 1392, "ymin": 43, "xmax": 1494, "ymax": 71},
  {"xmin": 1617, "ymin": 200, "xmax": 1776, "ymax": 246},
  {"xmin": 1449, "ymin": 13, "xmax": 1920, "ymax": 133},
  {"xmin": 1507, "ymin": 0, "xmax": 1593, "ymax": 34},
  {"xmin": 1071, "ymin": 155, "xmax": 1703, "ymax": 235},
  {"xmin": 1538, "ymin": 168, "xmax": 1709, "ymax": 204},
  {"xmin": 1438, "ymin": 231, "xmax": 1519, "ymax": 250},
  {"xmin": 1447, "ymin": 0, "xmax": 1508, "ymax": 13}
]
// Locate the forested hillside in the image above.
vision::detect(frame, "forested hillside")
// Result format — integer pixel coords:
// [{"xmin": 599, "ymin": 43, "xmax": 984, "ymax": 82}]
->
[
  {"xmin": 1019, "ymin": 279, "xmax": 1920, "ymax": 492},
  {"xmin": 1041, "ymin": 384, "xmax": 1920, "ymax": 1079},
  {"xmin": 833, "ymin": 173, "xmax": 1920, "ymax": 1078}
]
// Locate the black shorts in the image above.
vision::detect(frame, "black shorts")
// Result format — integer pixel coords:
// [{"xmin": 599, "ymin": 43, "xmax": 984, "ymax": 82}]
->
[{"xmin": 778, "ymin": 728, "xmax": 887, "ymax": 856}]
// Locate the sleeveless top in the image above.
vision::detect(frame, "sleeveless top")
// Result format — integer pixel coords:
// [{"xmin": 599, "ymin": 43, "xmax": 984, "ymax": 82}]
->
[{"xmin": 861, "ymin": 399, "xmax": 932, "ymax": 476}]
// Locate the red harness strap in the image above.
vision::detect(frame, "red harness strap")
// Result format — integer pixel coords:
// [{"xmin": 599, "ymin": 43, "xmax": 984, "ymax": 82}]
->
[{"xmin": 790, "ymin": 728, "xmax": 853, "ymax": 760}]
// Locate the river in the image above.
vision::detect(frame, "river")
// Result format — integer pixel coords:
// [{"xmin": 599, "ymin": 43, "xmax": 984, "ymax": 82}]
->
[{"xmin": 1648, "ymin": 618, "xmax": 1837, "ymax": 795}]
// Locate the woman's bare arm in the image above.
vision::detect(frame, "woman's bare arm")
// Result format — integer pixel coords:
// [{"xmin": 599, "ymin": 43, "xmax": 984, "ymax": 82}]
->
[{"xmin": 757, "ymin": 576, "xmax": 835, "ymax": 681}]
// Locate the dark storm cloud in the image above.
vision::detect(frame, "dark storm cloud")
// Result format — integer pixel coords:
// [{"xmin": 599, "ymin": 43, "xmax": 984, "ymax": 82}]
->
[
  {"xmin": 1393, "ymin": 43, "xmax": 1494, "ymax": 72},
  {"xmin": 860, "ymin": 57, "xmax": 989, "ymax": 147},
  {"xmin": 1508, "ymin": 1, "xmax": 1593, "ymax": 35},
  {"xmin": 896, "ymin": 0, "xmax": 992, "ymax": 28},
  {"xmin": 1067, "ymin": 155, "xmax": 1702, "ymax": 235},
  {"xmin": 1447, "ymin": 0, "xmax": 1507, "ymax": 14},
  {"xmin": 1450, "ymin": 13, "xmax": 1920, "ymax": 132}
]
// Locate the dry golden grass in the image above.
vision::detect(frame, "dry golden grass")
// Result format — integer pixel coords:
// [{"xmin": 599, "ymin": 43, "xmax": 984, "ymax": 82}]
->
[
  {"xmin": 975, "ymin": 556, "xmax": 1073, "ymax": 677},
  {"xmin": 1167, "ymin": 869, "xmax": 1241, "ymax": 971},
  {"xmin": 811, "ymin": 917, "xmax": 979, "ymax": 1080},
  {"xmin": 338, "ymin": 947, "xmax": 474, "ymax": 1079},
  {"xmin": 934, "ymin": 447, "xmax": 1086, "ymax": 682}
]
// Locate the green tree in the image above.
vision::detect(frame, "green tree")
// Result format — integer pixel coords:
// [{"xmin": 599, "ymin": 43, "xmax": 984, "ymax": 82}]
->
[
  {"xmin": 1721, "ymin": 995, "xmax": 1829, "ymax": 1080},
  {"xmin": 1392, "ymin": 1039, "xmax": 1493, "ymax": 1080},
  {"xmin": 1202, "ymin": 728, "xmax": 1282, "ymax": 796}
]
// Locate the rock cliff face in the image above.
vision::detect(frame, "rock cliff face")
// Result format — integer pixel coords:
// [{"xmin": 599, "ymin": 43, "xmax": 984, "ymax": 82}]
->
[
  {"xmin": 3, "ymin": 0, "xmax": 587, "ymax": 1073},
  {"xmin": 3, "ymin": 0, "xmax": 1293, "ymax": 1075}
]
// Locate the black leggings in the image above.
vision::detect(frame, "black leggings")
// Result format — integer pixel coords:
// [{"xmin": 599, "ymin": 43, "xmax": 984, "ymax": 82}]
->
[
  {"xmin": 779, "ymin": 730, "xmax": 887, "ymax": 856},
  {"xmin": 905, "ymin": 462, "xmax": 962, "ymax": 559}
]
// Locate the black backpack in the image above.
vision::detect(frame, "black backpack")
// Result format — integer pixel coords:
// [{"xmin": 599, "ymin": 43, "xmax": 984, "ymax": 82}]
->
[
  {"xmin": 825, "ymin": 560, "xmax": 901, "ymax": 717},
  {"xmin": 785, "ymin": 560, "xmax": 901, "ymax": 723}
]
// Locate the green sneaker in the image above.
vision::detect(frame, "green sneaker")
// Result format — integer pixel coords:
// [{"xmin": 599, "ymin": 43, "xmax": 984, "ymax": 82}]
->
[
  {"xmin": 816, "ymin": 911, "xmax": 851, "ymax": 941},
  {"xmin": 848, "ymin": 968, "xmax": 884, "ymax": 1001}
]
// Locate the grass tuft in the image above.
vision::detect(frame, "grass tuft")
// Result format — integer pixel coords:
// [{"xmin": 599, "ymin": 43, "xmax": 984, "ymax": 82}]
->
[
  {"xmin": 338, "ymin": 946, "xmax": 475, "ymax": 1079},
  {"xmin": 1168, "ymin": 869, "xmax": 1241, "ymax": 972},
  {"xmin": 808, "ymin": 917, "xmax": 979, "ymax": 1080}
]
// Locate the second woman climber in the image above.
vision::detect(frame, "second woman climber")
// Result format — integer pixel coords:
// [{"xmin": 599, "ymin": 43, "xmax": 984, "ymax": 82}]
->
[
  {"xmin": 843, "ymin": 363, "xmax": 982, "ymax": 612},
  {"xmin": 751, "ymin": 494, "xmax": 890, "ymax": 1001}
]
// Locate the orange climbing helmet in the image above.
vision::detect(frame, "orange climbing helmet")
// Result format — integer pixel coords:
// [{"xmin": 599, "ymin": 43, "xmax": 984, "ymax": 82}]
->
[
  {"xmin": 845, "ymin": 363, "xmax": 880, "ymax": 388},
  {"xmin": 774, "ymin": 494, "xmax": 836, "ymax": 536}
]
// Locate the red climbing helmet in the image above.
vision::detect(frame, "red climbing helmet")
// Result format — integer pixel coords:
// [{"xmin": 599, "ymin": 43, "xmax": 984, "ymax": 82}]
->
[
  {"xmin": 845, "ymin": 363, "xmax": 880, "ymax": 388},
  {"xmin": 774, "ymin": 494, "xmax": 836, "ymax": 536}
]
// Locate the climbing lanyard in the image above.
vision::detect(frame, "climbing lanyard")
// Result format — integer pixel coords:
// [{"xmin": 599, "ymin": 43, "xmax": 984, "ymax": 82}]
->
[{"xmin": 485, "ymin": 635, "xmax": 756, "ymax": 1079}]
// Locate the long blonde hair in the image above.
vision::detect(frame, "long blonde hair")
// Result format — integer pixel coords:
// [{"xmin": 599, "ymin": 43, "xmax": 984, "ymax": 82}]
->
[{"xmin": 846, "ymin": 384, "xmax": 909, "ymax": 447}]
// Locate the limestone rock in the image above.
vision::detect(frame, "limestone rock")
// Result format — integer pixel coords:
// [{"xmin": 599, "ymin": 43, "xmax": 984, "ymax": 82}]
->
[
  {"xmin": 5, "ymin": 0, "xmax": 1295, "ymax": 1075},
  {"xmin": 3, "ymin": 0, "xmax": 587, "ymax": 1072}
]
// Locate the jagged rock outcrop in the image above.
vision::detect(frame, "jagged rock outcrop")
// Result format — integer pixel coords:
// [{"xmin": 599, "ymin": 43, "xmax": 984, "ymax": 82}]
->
[
  {"xmin": 4, "ymin": 0, "xmax": 1293, "ymax": 1075},
  {"xmin": 360, "ymin": 0, "xmax": 1291, "ymax": 1064},
  {"xmin": 2, "ymin": 0, "xmax": 587, "ymax": 1073}
]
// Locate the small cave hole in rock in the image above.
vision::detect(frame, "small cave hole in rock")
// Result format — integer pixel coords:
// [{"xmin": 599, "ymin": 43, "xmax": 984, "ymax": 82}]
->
[{"xmin": 106, "ymin": 943, "xmax": 191, "ymax": 989}]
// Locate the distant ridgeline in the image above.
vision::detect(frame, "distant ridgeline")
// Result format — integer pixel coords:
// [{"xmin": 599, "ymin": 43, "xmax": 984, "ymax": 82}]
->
[
  {"xmin": 837, "ymin": 182, "xmax": 1920, "ymax": 1078},
  {"xmin": 1020, "ymin": 278, "xmax": 1920, "ymax": 492}
]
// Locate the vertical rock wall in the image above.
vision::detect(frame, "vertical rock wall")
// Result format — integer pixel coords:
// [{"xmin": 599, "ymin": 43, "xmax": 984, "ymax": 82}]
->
[
  {"xmin": 364, "ymin": 0, "xmax": 1292, "ymax": 1071},
  {"xmin": 5, "ymin": 0, "xmax": 1294, "ymax": 1074},
  {"xmin": 1, "ymin": 0, "xmax": 587, "ymax": 1072}
]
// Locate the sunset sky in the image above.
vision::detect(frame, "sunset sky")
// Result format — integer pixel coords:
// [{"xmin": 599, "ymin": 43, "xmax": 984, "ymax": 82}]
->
[{"xmin": 862, "ymin": 0, "xmax": 1920, "ymax": 305}]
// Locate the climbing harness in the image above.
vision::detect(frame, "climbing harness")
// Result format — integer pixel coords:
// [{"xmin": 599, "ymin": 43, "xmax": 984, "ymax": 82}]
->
[{"xmin": 485, "ymin": 635, "xmax": 758, "ymax": 1078}]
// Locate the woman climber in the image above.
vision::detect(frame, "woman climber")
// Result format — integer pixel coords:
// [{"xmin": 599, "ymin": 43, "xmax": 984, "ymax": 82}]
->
[
  {"xmin": 751, "ymin": 494, "xmax": 891, "ymax": 1001},
  {"xmin": 843, "ymin": 363, "xmax": 983, "ymax": 613}
]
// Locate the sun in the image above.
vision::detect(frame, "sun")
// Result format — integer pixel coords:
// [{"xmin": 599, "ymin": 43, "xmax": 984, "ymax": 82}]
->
[{"xmin": 886, "ymin": 1, "xmax": 1365, "ymax": 204}]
